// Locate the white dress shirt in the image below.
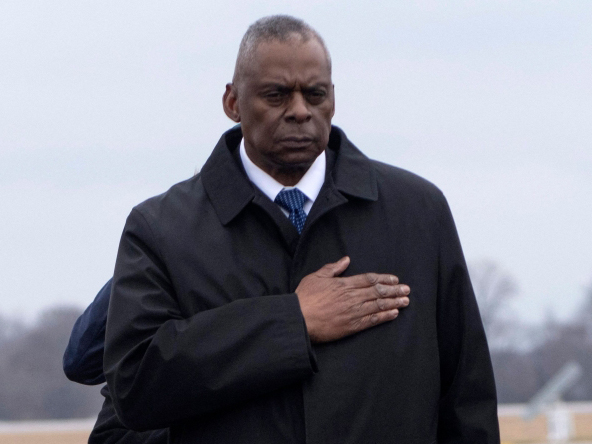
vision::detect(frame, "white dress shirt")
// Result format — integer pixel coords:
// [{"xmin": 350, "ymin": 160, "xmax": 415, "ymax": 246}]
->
[{"xmin": 239, "ymin": 139, "xmax": 326, "ymax": 216}]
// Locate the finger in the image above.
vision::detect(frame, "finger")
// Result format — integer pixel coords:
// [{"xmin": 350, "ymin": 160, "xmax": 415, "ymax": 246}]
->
[
  {"xmin": 352, "ymin": 308, "xmax": 399, "ymax": 332},
  {"xmin": 368, "ymin": 296, "xmax": 409, "ymax": 314},
  {"xmin": 347, "ymin": 283, "xmax": 410, "ymax": 303},
  {"xmin": 342, "ymin": 272, "xmax": 399, "ymax": 288},
  {"xmin": 373, "ymin": 283, "xmax": 410, "ymax": 299},
  {"xmin": 316, "ymin": 256, "xmax": 350, "ymax": 278}
]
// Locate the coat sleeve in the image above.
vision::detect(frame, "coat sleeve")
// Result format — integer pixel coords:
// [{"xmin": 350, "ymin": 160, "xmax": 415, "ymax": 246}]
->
[
  {"xmin": 435, "ymin": 197, "xmax": 500, "ymax": 443},
  {"xmin": 63, "ymin": 279, "xmax": 111, "ymax": 385},
  {"xmin": 88, "ymin": 385, "xmax": 169, "ymax": 444},
  {"xmin": 104, "ymin": 208, "xmax": 316, "ymax": 431}
]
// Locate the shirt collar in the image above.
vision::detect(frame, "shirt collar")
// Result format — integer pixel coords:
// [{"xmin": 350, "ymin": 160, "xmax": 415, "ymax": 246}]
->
[
  {"xmin": 239, "ymin": 138, "xmax": 326, "ymax": 205},
  {"xmin": 201, "ymin": 125, "xmax": 378, "ymax": 226}
]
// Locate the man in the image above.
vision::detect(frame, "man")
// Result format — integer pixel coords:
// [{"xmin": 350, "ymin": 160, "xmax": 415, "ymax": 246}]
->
[
  {"xmin": 64, "ymin": 279, "xmax": 111, "ymax": 386},
  {"xmin": 63, "ymin": 279, "xmax": 168, "ymax": 443},
  {"xmin": 105, "ymin": 15, "xmax": 499, "ymax": 443}
]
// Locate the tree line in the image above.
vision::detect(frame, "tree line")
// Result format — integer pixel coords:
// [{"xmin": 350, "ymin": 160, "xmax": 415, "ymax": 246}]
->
[
  {"xmin": 0, "ymin": 308, "xmax": 101, "ymax": 419},
  {"xmin": 470, "ymin": 260, "xmax": 592, "ymax": 403},
  {"xmin": 0, "ymin": 263, "xmax": 590, "ymax": 419}
]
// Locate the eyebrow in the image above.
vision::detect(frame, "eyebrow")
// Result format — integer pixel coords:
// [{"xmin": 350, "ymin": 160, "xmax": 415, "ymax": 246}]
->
[{"xmin": 259, "ymin": 82, "xmax": 330, "ymax": 91}]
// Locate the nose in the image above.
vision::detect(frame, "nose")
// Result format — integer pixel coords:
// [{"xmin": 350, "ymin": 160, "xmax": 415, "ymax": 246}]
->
[{"xmin": 285, "ymin": 92, "xmax": 312, "ymax": 123}]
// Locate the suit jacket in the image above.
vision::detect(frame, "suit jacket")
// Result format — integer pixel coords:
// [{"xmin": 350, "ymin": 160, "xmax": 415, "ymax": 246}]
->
[
  {"xmin": 63, "ymin": 280, "xmax": 168, "ymax": 442},
  {"xmin": 105, "ymin": 125, "xmax": 499, "ymax": 444},
  {"xmin": 63, "ymin": 278, "xmax": 111, "ymax": 385}
]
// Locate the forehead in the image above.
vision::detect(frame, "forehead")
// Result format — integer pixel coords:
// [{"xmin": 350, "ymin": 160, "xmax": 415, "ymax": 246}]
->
[{"xmin": 245, "ymin": 37, "xmax": 331, "ymax": 85}]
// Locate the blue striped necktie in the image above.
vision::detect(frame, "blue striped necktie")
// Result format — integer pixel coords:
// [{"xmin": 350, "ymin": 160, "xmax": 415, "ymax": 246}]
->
[{"xmin": 274, "ymin": 188, "xmax": 308, "ymax": 234}]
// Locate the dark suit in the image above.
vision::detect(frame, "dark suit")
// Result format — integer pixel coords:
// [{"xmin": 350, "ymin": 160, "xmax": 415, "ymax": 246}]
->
[
  {"xmin": 105, "ymin": 125, "xmax": 499, "ymax": 443},
  {"xmin": 63, "ymin": 279, "xmax": 168, "ymax": 443},
  {"xmin": 63, "ymin": 278, "xmax": 111, "ymax": 385}
]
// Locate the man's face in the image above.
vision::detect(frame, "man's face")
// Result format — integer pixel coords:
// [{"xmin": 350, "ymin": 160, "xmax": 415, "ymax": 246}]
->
[{"xmin": 224, "ymin": 36, "xmax": 335, "ymax": 184}]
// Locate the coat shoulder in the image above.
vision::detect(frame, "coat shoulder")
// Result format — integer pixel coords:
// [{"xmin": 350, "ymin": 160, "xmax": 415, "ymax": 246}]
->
[
  {"xmin": 369, "ymin": 160, "xmax": 447, "ymax": 208},
  {"xmin": 131, "ymin": 174, "xmax": 205, "ymax": 222}
]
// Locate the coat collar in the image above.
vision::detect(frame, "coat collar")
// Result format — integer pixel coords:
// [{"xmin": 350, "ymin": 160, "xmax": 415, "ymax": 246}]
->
[
  {"xmin": 327, "ymin": 126, "xmax": 378, "ymax": 202},
  {"xmin": 201, "ymin": 125, "xmax": 378, "ymax": 226}
]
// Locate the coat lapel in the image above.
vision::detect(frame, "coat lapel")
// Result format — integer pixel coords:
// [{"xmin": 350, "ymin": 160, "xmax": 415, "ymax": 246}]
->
[
  {"xmin": 201, "ymin": 125, "xmax": 379, "ymax": 245},
  {"xmin": 201, "ymin": 126, "xmax": 255, "ymax": 226},
  {"xmin": 304, "ymin": 127, "xmax": 378, "ymax": 230}
]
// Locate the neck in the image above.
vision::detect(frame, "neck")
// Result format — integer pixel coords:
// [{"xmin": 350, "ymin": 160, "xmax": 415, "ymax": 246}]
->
[
  {"xmin": 243, "ymin": 145, "xmax": 316, "ymax": 186},
  {"xmin": 268, "ymin": 166, "xmax": 308, "ymax": 186}
]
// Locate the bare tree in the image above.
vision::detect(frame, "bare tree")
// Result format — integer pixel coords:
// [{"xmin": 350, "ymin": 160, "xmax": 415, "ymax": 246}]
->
[
  {"xmin": 468, "ymin": 259, "xmax": 518, "ymax": 350},
  {"xmin": 466, "ymin": 267, "xmax": 592, "ymax": 403},
  {"xmin": 0, "ymin": 306, "xmax": 102, "ymax": 419},
  {"xmin": 577, "ymin": 282, "xmax": 592, "ymax": 342}
]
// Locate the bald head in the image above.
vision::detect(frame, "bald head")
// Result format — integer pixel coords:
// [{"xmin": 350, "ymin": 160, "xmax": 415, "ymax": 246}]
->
[{"xmin": 233, "ymin": 15, "xmax": 331, "ymax": 86}]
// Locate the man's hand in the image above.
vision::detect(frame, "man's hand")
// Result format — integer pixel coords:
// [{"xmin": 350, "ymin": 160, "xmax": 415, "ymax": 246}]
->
[{"xmin": 295, "ymin": 256, "xmax": 410, "ymax": 343}]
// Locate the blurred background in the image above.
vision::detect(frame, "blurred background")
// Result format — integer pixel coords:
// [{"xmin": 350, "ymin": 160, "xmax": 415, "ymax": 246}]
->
[{"xmin": 1, "ymin": 1, "xmax": 591, "ymax": 442}]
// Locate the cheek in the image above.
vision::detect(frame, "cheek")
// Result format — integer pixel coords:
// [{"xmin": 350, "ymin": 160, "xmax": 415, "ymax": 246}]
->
[
  {"xmin": 246, "ymin": 118, "xmax": 281, "ymax": 146},
  {"xmin": 254, "ymin": 112, "xmax": 284, "ymax": 138},
  {"xmin": 315, "ymin": 110, "xmax": 333, "ymax": 146},
  {"xmin": 315, "ymin": 102, "xmax": 334, "ymax": 121},
  {"xmin": 314, "ymin": 108, "xmax": 333, "ymax": 130}
]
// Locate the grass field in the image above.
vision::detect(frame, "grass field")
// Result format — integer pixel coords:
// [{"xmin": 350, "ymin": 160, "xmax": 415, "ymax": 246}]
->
[
  {"xmin": 0, "ymin": 431, "xmax": 89, "ymax": 444},
  {"xmin": 1, "ymin": 406, "xmax": 592, "ymax": 444},
  {"xmin": 0, "ymin": 419, "xmax": 93, "ymax": 444}
]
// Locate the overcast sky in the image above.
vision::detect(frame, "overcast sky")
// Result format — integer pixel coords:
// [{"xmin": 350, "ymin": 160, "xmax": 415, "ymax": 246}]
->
[{"xmin": 1, "ymin": 1, "xmax": 591, "ymax": 325}]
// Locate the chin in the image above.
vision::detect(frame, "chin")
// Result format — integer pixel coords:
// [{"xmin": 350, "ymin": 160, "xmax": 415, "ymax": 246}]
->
[{"xmin": 278, "ymin": 149, "xmax": 321, "ymax": 168}]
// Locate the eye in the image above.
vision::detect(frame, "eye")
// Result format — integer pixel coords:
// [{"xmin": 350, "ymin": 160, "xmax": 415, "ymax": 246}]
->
[
  {"xmin": 263, "ymin": 90, "xmax": 287, "ymax": 104},
  {"xmin": 305, "ymin": 89, "xmax": 327, "ymax": 104}
]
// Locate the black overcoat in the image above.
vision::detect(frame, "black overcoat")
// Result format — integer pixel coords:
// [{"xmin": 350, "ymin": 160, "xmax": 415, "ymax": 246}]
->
[{"xmin": 104, "ymin": 126, "xmax": 499, "ymax": 443}]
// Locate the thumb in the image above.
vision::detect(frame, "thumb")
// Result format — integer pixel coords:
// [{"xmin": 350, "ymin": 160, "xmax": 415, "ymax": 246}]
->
[{"xmin": 317, "ymin": 256, "xmax": 350, "ymax": 278}]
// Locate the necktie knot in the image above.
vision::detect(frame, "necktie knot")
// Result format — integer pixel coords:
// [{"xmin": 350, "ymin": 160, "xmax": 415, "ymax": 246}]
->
[
  {"xmin": 274, "ymin": 188, "xmax": 308, "ymax": 234},
  {"xmin": 275, "ymin": 188, "xmax": 307, "ymax": 212}
]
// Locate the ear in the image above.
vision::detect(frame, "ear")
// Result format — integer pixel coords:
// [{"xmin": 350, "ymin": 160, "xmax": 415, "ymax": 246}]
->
[
  {"xmin": 223, "ymin": 83, "xmax": 240, "ymax": 122},
  {"xmin": 330, "ymin": 84, "xmax": 336, "ymax": 119}
]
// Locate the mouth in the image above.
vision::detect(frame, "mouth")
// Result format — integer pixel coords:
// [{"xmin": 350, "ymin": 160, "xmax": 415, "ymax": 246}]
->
[{"xmin": 279, "ymin": 136, "xmax": 315, "ymax": 148}]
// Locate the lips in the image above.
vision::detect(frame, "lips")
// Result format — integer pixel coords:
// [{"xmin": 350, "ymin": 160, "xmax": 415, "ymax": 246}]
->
[
  {"xmin": 279, "ymin": 136, "xmax": 315, "ymax": 148},
  {"xmin": 281, "ymin": 136, "xmax": 314, "ymax": 142}
]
